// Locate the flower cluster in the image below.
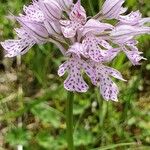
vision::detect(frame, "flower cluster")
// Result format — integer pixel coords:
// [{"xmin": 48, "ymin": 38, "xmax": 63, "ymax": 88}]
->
[{"xmin": 1, "ymin": 0, "xmax": 150, "ymax": 101}]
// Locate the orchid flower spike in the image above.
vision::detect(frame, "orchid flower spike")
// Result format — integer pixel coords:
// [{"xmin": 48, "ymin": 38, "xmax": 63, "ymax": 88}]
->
[{"xmin": 1, "ymin": 0, "xmax": 150, "ymax": 101}]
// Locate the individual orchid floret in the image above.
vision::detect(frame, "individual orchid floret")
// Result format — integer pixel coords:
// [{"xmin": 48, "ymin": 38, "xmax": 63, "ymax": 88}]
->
[
  {"xmin": 110, "ymin": 25, "xmax": 149, "ymax": 65},
  {"xmin": 123, "ymin": 48, "xmax": 146, "ymax": 66},
  {"xmin": 110, "ymin": 25, "xmax": 150, "ymax": 43},
  {"xmin": 58, "ymin": 55, "xmax": 96, "ymax": 92},
  {"xmin": 119, "ymin": 11, "xmax": 150, "ymax": 26},
  {"xmin": 58, "ymin": 42, "xmax": 125, "ymax": 101},
  {"xmin": 39, "ymin": 0, "xmax": 62, "ymax": 21},
  {"xmin": 69, "ymin": 0, "xmax": 86, "ymax": 23},
  {"xmin": 102, "ymin": 0, "xmax": 125, "ymax": 19},
  {"xmin": 60, "ymin": 0, "xmax": 86, "ymax": 38},
  {"xmin": 1, "ymin": 28, "xmax": 35, "ymax": 57},
  {"xmin": 93, "ymin": 64, "xmax": 126, "ymax": 101},
  {"xmin": 1, "ymin": 13, "xmax": 49, "ymax": 57},
  {"xmin": 122, "ymin": 40, "xmax": 147, "ymax": 65}
]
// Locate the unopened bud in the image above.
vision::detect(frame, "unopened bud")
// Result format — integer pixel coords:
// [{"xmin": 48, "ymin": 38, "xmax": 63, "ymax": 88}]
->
[
  {"xmin": 16, "ymin": 17, "xmax": 49, "ymax": 43},
  {"xmin": 39, "ymin": 0, "xmax": 62, "ymax": 21},
  {"xmin": 102, "ymin": 0, "xmax": 125, "ymax": 19}
]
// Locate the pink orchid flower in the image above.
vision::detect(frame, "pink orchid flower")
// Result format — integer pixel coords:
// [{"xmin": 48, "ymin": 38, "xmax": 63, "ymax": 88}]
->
[{"xmin": 1, "ymin": 0, "xmax": 150, "ymax": 101}]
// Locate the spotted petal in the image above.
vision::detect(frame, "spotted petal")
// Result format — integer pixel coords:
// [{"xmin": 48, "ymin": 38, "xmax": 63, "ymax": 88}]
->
[
  {"xmin": 58, "ymin": 56, "xmax": 97, "ymax": 93},
  {"xmin": 103, "ymin": 66, "xmax": 126, "ymax": 81},
  {"xmin": 100, "ymin": 76, "xmax": 119, "ymax": 101},
  {"xmin": 60, "ymin": 57, "xmax": 89, "ymax": 92},
  {"xmin": 22, "ymin": 1, "xmax": 45, "ymax": 22},
  {"xmin": 82, "ymin": 35, "xmax": 119, "ymax": 62},
  {"xmin": 82, "ymin": 36, "xmax": 106, "ymax": 62},
  {"xmin": 58, "ymin": 61, "xmax": 69, "ymax": 76},
  {"xmin": 1, "ymin": 38, "xmax": 35, "ymax": 57},
  {"xmin": 124, "ymin": 49, "xmax": 146, "ymax": 65},
  {"xmin": 60, "ymin": 0, "xmax": 86, "ymax": 38},
  {"xmin": 69, "ymin": 0, "xmax": 86, "ymax": 23},
  {"xmin": 80, "ymin": 61, "xmax": 97, "ymax": 85},
  {"xmin": 64, "ymin": 71, "xmax": 89, "ymax": 93},
  {"xmin": 94, "ymin": 64, "xmax": 126, "ymax": 101}
]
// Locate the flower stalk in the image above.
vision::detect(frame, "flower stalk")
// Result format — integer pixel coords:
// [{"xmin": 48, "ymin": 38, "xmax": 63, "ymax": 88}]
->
[{"xmin": 66, "ymin": 92, "xmax": 74, "ymax": 150}]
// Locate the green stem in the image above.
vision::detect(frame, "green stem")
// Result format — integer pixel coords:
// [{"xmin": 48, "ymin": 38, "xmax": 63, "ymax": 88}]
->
[{"xmin": 66, "ymin": 92, "xmax": 74, "ymax": 150}]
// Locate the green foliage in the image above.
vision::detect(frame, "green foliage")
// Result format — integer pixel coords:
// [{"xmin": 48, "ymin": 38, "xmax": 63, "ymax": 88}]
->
[
  {"xmin": 36, "ymin": 131, "xmax": 66, "ymax": 150},
  {"xmin": 5, "ymin": 127, "xmax": 32, "ymax": 147},
  {"xmin": 0, "ymin": 0, "xmax": 150, "ymax": 150},
  {"xmin": 74, "ymin": 128, "xmax": 94, "ymax": 146},
  {"xmin": 31, "ymin": 103, "xmax": 62, "ymax": 128}
]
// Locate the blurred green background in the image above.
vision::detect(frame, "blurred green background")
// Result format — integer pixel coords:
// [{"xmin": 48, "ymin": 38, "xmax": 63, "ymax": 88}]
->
[{"xmin": 0, "ymin": 0, "xmax": 150, "ymax": 150}]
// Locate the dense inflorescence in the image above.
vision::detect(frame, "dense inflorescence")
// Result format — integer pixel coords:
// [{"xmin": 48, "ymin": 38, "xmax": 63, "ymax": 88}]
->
[{"xmin": 1, "ymin": 0, "xmax": 150, "ymax": 101}]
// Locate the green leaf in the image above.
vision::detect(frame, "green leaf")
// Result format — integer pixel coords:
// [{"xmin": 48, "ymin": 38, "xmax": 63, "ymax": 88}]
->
[
  {"xmin": 36, "ymin": 131, "xmax": 56, "ymax": 149},
  {"xmin": 31, "ymin": 103, "xmax": 62, "ymax": 128},
  {"xmin": 36, "ymin": 131, "xmax": 66, "ymax": 150},
  {"xmin": 73, "ymin": 95, "xmax": 90, "ymax": 115},
  {"xmin": 5, "ymin": 127, "xmax": 32, "ymax": 147},
  {"xmin": 74, "ymin": 128, "xmax": 94, "ymax": 146}
]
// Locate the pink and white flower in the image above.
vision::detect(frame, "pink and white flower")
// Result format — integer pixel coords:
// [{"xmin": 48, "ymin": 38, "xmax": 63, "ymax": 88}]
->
[
  {"xmin": 1, "ymin": 0, "xmax": 150, "ymax": 101},
  {"xmin": 60, "ymin": 0, "xmax": 86, "ymax": 38}
]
